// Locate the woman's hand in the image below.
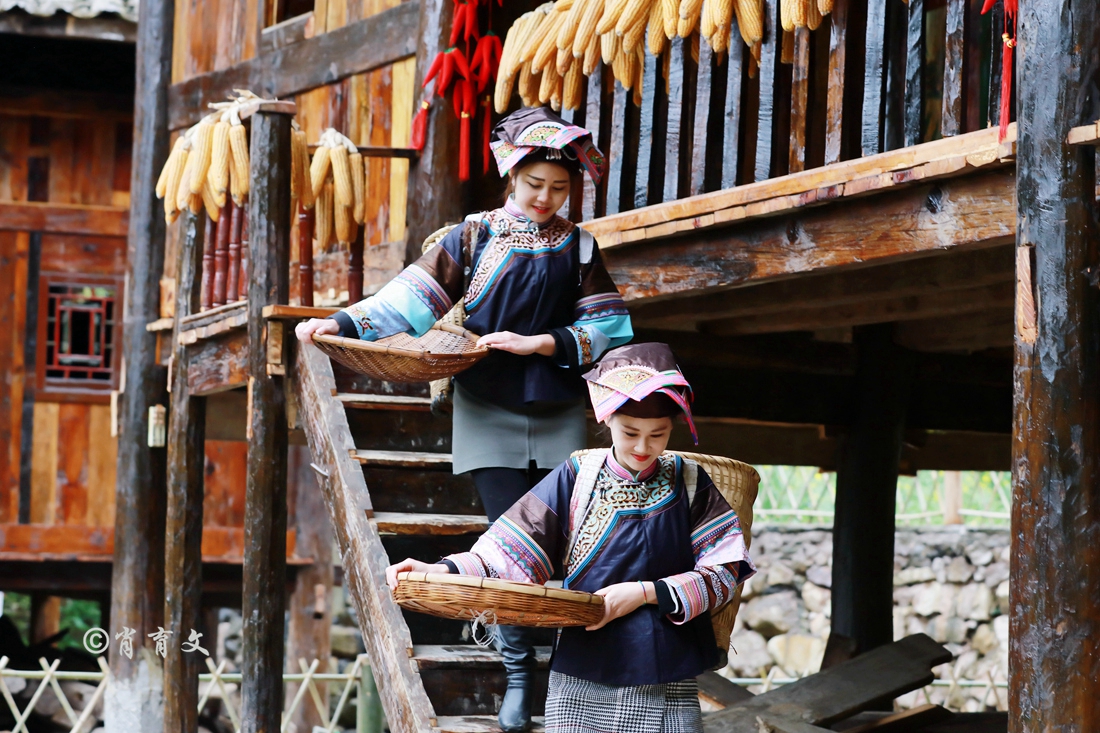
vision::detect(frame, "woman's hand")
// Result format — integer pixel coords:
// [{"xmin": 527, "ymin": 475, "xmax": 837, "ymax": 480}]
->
[
  {"xmin": 477, "ymin": 331, "xmax": 556, "ymax": 356},
  {"xmin": 586, "ymin": 582, "xmax": 650, "ymax": 631},
  {"xmin": 385, "ymin": 559, "xmax": 451, "ymax": 589},
  {"xmin": 295, "ymin": 318, "xmax": 340, "ymax": 344}
]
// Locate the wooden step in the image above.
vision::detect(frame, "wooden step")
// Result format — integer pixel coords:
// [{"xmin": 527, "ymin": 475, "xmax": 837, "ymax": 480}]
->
[
  {"xmin": 372, "ymin": 512, "xmax": 489, "ymax": 536},
  {"xmin": 435, "ymin": 716, "xmax": 546, "ymax": 733},
  {"xmin": 352, "ymin": 449, "xmax": 453, "ymax": 468},
  {"xmin": 337, "ymin": 392, "xmax": 432, "ymax": 411},
  {"xmin": 413, "ymin": 645, "xmax": 553, "ymax": 670}
]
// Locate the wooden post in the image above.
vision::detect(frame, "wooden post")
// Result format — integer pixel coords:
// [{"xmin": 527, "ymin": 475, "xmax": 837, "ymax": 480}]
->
[
  {"xmin": 755, "ymin": 0, "xmax": 779, "ymax": 182},
  {"xmin": 348, "ymin": 225, "xmax": 364, "ymax": 305},
  {"xmin": 824, "ymin": 0, "xmax": 850, "ymax": 165},
  {"xmin": 240, "ymin": 108, "xmax": 293, "ymax": 733},
  {"xmin": 107, "ymin": 0, "xmax": 172, "ymax": 722},
  {"xmin": 903, "ymin": 0, "xmax": 924, "ymax": 148},
  {"xmin": 240, "ymin": 204, "xmax": 250, "ymax": 301},
  {"xmin": 582, "ymin": 69, "xmax": 604, "ymax": 221},
  {"xmin": 228, "ymin": 196, "xmax": 243, "ymax": 304},
  {"xmin": 721, "ymin": 28, "xmax": 744, "ymax": 189},
  {"xmin": 201, "ymin": 215, "xmax": 215, "ymax": 311},
  {"xmin": 213, "ymin": 204, "xmax": 231, "ymax": 306},
  {"xmin": 831, "ymin": 324, "xmax": 914, "ymax": 656},
  {"xmin": 297, "ymin": 203, "xmax": 314, "ymax": 307},
  {"xmin": 941, "ymin": 471, "xmax": 962, "ymax": 525},
  {"xmin": 405, "ymin": 0, "xmax": 466, "ymax": 266},
  {"xmin": 940, "ymin": 0, "xmax": 967, "ymax": 138},
  {"xmin": 163, "ymin": 210, "xmax": 207, "ymax": 733},
  {"xmin": 861, "ymin": 0, "xmax": 888, "ymax": 156},
  {"xmin": 1011, "ymin": 2, "xmax": 1100, "ymax": 729}
]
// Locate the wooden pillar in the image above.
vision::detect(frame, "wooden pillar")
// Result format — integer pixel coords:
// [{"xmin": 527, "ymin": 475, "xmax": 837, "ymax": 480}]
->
[
  {"xmin": 107, "ymin": 0, "xmax": 172, "ymax": 722},
  {"xmin": 163, "ymin": 211, "xmax": 207, "ymax": 733},
  {"xmin": 240, "ymin": 108, "xmax": 293, "ymax": 733},
  {"xmin": 405, "ymin": 0, "xmax": 466, "ymax": 266},
  {"xmin": 1011, "ymin": 2, "xmax": 1100, "ymax": 730},
  {"xmin": 831, "ymin": 324, "xmax": 914, "ymax": 655}
]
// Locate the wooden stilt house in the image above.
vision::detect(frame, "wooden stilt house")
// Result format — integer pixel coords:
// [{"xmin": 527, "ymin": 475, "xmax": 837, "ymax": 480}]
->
[{"xmin": 113, "ymin": 0, "xmax": 1100, "ymax": 730}]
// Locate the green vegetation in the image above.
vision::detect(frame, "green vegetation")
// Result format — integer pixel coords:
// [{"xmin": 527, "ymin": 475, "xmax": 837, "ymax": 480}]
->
[{"xmin": 1, "ymin": 593, "xmax": 101, "ymax": 651}]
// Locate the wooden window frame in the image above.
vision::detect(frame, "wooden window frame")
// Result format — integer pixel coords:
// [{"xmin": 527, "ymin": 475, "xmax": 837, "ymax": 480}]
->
[{"xmin": 34, "ymin": 272, "xmax": 123, "ymax": 404}]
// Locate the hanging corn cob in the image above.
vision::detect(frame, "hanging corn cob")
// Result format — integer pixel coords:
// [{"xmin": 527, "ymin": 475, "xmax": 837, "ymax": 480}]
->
[{"xmin": 307, "ymin": 129, "xmax": 370, "ymax": 246}]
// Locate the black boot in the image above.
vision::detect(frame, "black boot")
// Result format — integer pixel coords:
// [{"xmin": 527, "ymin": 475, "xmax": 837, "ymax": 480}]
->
[
  {"xmin": 498, "ymin": 669, "xmax": 534, "ymax": 732},
  {"xmin": 495, "ymin": 624, "xmax": 537, "ymax": 732}
]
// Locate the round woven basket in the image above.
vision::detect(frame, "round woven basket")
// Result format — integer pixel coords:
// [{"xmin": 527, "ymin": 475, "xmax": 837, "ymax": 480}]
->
[
  {"xmin": 311, "ymin": 323, "xmax": 489, "ymax": 383},
  {"xmin": 394, "ymin": 572, "xmax": 605, "ymax": 628}
]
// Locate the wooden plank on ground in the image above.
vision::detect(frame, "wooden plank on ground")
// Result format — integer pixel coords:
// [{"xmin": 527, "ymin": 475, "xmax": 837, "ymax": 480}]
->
[
  {"xmin": 702, "ymin": 634, "xmax": 953, "ymax": 733},
  {"xmin": 167, "ymin": 1, "xmax": 419, "ymax": 130},
  {"xmin": 294, "ymin": 343, "xmax": 437, "ymax": 732},
  {"xmin": 0, "ymin": 202, "xmax": 129, "ymax": 236},
  {"xmin": 602, "ymin": 169, "xmax": 1015, "ymax": 302},
  {"xmin": 696, "ymin": 670, "xmax": 754, "ymax": 709},
  {"xmin": 841, "ymin": 704, "xmax": 953, "ymax": 732}
]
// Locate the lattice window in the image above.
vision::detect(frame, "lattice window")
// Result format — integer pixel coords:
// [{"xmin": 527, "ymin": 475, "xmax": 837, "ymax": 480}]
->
[{"xmin": 36, "ymin": 276, "xmax": 122, "ymax": 399}]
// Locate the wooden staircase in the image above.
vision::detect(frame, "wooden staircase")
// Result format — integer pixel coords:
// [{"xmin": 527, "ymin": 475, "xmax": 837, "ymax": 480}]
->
[{"xmin": 293, "ymin": 341, "xmax": 551, "ymax": 733}]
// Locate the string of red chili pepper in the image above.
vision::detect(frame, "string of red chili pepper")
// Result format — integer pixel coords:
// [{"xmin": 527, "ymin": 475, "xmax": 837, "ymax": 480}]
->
[{"xmin": 410, "ymin": 0, "xmax": 503, "ymax": 180}]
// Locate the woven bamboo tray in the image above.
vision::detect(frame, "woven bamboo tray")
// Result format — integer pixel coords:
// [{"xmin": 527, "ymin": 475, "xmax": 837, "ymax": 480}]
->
[
  {"xmin": 394, "ymin": 572, "xmax": 605, "ymax": 628},
  {"xmin": 311, "ymin": 324, "xmax": 489, "ymax": 383}
]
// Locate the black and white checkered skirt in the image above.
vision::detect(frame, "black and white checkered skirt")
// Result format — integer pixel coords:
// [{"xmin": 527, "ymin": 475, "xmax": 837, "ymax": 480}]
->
[{"xmin": 545, "ymin": 671, "xmax": 703, "ymax": 733}]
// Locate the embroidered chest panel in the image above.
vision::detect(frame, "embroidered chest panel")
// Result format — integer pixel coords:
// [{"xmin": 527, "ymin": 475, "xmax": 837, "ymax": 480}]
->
[
  {"xmin": 566, "ymin": 456, "xmax": 678, "ymax": 582},
  {"xmin": 465, "ymin": 210, "xmax": 576, "ymax": 311}
]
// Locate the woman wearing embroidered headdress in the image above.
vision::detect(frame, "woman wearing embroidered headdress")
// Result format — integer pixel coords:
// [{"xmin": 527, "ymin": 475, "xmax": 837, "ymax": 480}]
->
[
  {"xmin": 296, "ymin": 107, "xmax": 633, "ymax": 732},
  {"xmin": 385, "ymin": 343, "xmax": 757, "ymax": 733}
]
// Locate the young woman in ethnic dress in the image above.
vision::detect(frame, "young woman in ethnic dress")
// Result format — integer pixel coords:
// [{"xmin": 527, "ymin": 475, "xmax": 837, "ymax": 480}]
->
[
  {"xmin": 295, "ymin": 108, "xmax": 633, "ymax": 731},
  {"xmin": 385, "ymin": 343, "xmax": 757, "ymax": 733}
]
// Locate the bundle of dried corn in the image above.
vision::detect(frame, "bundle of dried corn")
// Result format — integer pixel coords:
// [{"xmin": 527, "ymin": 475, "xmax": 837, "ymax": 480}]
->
[
  {"xmin": 156, "ymin": 90, "xmax": 260, "ymax": 224},
  {"xmin": 304, "ymin": 129, "xmax": 365, "ymax": 249},
  {"xmin": 493, "ymin": 0, "xmax": 801, "ymax": 112}
]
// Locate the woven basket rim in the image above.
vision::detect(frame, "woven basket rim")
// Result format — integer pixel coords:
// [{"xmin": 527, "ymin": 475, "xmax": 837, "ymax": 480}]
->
[
  {"xmin": 312, "ymin": 323, "xmax": 489, "ymax": 359},
  {"xmin": 396, "ymin": 572, "xmax": 604, "ymax": 606}
]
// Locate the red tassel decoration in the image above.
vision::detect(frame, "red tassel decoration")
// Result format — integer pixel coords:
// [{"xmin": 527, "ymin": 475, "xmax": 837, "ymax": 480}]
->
[
  {"xmin": 982, "ymin": 0, "xmax": 1017, "ymax": 142},
  {"xmin": 411, "ymin": 100, "xmax": 430, "ymax": 151},
  {"xmin": 459, "ymin": 112, "xmax": 471, "ymax": 181}
]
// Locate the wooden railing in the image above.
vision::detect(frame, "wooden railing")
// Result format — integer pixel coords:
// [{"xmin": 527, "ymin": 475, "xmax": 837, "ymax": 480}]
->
[{"xmin": 567, "ymin": 0, "xmax": 1011, "ymax": 221}]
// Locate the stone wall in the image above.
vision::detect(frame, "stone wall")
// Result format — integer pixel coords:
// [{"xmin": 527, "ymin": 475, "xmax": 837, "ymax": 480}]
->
[{"xmin": 723, "ymin": 525, "xmax": 1010, "ymax": 712}]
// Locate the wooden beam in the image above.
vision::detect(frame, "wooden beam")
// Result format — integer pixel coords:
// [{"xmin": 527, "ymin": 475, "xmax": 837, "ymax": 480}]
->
[
  {"xmin": 240, "ymin": 109, "xmax": 293, "ymax": 733},
  {"xmin": 1011, "ymin": 3, "xmax": 1100, "ymax": 730},
  {"xmin": 601, "ymin": 169, "xmax": 1015, "ymax": 302},
  {"xmin": 0, "ymin": 202, "xmax": 129, "ymax": 236},
  {"xmin": 703, "ymin": 634, "xmax": 952, "ymax": 732},
  {"xmin": 167, "ymin": 1, "xmax": 418, "ymax": 130},
  {"xmin": 163, "ymin": 210, "xmax": 207, "ymax": 733},
  {"xmin": 293, "ymin": 344, "xmax": 437, "ymax": 732},
  {"xmin": 702, "ymin": 281, "xmax": 1015, "ymax": 336},
  {"xmin": 630, "ymin": 245, "xmax": 1014, "ymax": 329},
  {"xmin": 831, "ymin": 325, "xmax": 914, "ymax": 657},
  {"xmin": 107, "ymin": 0, "xmax": 171, "ymax": 721},
  {"xmin": 585, "ymin": 123, "xmax": 1015, "ymax": 246},
  {"xmin": 404, "ymin": 0, "xmax": 466, "ymax": 266},
  {"xmin": 186, "ymin": 330, "xmax": 250, "ymax": 395},
  {"xmin": 0, "ymin": 85, "xmax": 134, "ymax": 120}
]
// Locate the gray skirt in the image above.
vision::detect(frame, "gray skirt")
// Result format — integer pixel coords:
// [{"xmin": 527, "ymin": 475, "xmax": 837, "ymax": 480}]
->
[
  {"xmin": 545, "ymin": 671, "xmax": 703, "ymax": 733},
  {"xmin": 451, "ymin": 382, "xmax": 587, "ymax": 474}
]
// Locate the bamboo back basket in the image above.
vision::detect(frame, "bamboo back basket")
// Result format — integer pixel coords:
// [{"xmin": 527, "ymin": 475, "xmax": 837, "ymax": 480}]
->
[
  {"xmin": 393, "ymin": 572, "xmax": 605, "ymax": 628},
  {"xmin": 571, "ymin": 449, "xmax": 759, "ymax": 664}
]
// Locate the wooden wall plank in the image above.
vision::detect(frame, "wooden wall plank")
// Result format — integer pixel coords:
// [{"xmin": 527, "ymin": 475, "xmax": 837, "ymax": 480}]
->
[
  {"xmin": 389, "ymin": 56, "xmax": 415, "ymax": 244},
  {"xmin": 664, "ymin": 37, "xmax": 687, "ymax": 202},
  {"xmin": 940, "ymin": 0, "xmax": 966, "ymax": 137},
  {"xmin": 690, "ymin": 39, "xmax": 714, "ymax": 196},
  {"xmin": 48, "ymin": 118, "xmax": 75, "ymax": 204},
  {"xmin": 0, "ymin": 232, "xmax": 17, "ymax": 522},
  {"xmin": 635, "ymin": 51, "xmax": 659, "ymax": 209},
  {"xmin": 755, "ymin": 0, "xmax": 779, "ymax": 181},
  {"xmin": 7, "ymin": 232, "xmax": 28, "ymax": 523},
  {"xmin": 39, "ymin": 234, "xmax": 126, "ymax": 275},
  {"xmin": 986, "ymin": 2, "xmax": 1003, "ymax": 130},
  {"xmin": 29, "ymin": 401, "xmax": 59, "ymax": 524},
  {"xmin": 606, "ymin": 81, "xmax": 629, "ymax": 215},
  {"xmin": 86, "ymin": 404, "xmax": 117, "ymax": 528},
  {"xmin": 790, "ymin": 27, "xmax": 811, "ymax": 173},
  {"xmin": 56, "ymin": 403, "xmax": 90, "ymax": 525},
  {"xmin": 721, "ymin": 28, "xmax": 744, "ymax": 189},
  {"xmin": 582, "ymin": 68, "xmax": 604, "ymax": 221},
  {"xmin": 204, "ymin": 440, "xmax": 248, "ymax": 527},
  {"xmin": 904, "ymin": 0, "xmax": 925, "ymax": 148},
  {"xmin": 861, "ymin": 0, "xmax": 888, "ymax": 156},
  {"xmin": 0, "ymin": 116, "xmax": 30, "ymax": 202},
  {"xmin": 0, "ymin": 202, "xmax": 129, "ymax": 237}
]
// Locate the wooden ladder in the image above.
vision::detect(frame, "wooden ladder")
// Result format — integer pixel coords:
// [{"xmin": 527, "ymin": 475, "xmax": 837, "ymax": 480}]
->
[{"xmin": 293, "ymin": 342, "xmax": 551, "ymax": 733}]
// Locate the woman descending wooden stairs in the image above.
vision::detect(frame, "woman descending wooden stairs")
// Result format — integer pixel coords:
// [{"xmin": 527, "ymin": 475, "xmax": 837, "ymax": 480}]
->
[{"xmin": 292, "ymin": 340, "xmax": 552, "ymax": 733}]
